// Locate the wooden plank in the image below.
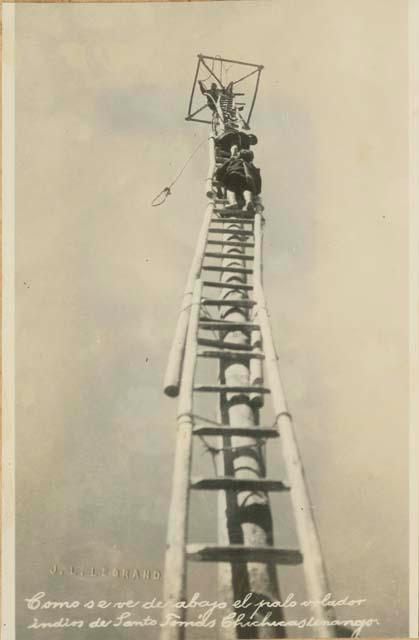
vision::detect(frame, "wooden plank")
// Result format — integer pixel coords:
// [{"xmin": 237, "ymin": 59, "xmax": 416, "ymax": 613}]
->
[
  {"xmin": 186, "ymin": 544, "xmax": 302, "ymax": 565},
  {"xmin": 194, "ymin": 384, "xmax": 270, "ymax": 394},
  {"xmin": 204, "ymin": 252, "xmax": 254, "ymax": 260},
  {"xmin": 208, "ymin": 227, "xmax": 253, "ymax": 236},
  {"xmin": 202, "ymin": 265, "xmax": 253, "ymax": 274},
  {"xmin": 197, "ymin": 349, "xmax": 264, "ymax": 360},
  {"xmin": 201, "ymin": 299, "xmax": 256, "ymax": 307},
  {"xmin": 193, "ymin": 425, "xmax": 278, "ymax": 438},
  {"xmin": 202, "ymin": 280, "xmax": 253, "ymax": 291},
  {"xmin": 190, "ymin": 476, "xmax": 289, "ymax": 492},
  {"xmin": 199, "ymin": 320, "xmax": 259, "ymax": 331},
  {"xmin": 253, "ymin": 213, "xmax": 337, "ymax": 634},
  {"xmin": 206, "ymin": 240, "xmax": 255, "ymax": 248},
  {"xmin": 162, "ymin": 280, "xmax": 203, "ymax": 636},
  {"xmin": 163, "ymin": 205, "xmax": 212, "ymax": 397}
]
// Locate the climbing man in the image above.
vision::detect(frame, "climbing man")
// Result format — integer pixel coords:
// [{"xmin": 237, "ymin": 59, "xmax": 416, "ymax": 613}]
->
[
  {"xmin": 198, "ymin": 80, "xmax": 221, "ymax": 113},
  {"xmin": 215, "ymin": 130, "xmax": 258, "ymax": 158},
  {"xmin": 215, "ymin": 145, "xmax": 261, "ymax": 215}
]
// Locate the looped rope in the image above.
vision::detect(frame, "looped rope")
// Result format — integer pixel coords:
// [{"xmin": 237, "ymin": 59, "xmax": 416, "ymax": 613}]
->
[
  {"xmin": 151, "ymin": 137, "xmax": 206, "ymax": 207},
  {"xmin": 201, "ymin": 54, "xmax": 222, "ymax": 84},
  {"xmin": 151, "ymin": 186, "xmax": 172, "ymax": 207}
]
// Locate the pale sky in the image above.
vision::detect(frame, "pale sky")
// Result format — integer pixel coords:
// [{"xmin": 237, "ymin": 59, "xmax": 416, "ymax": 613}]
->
[{"xmin": 15, "ymin": 1, "xmax": 409, "ymax": 638}]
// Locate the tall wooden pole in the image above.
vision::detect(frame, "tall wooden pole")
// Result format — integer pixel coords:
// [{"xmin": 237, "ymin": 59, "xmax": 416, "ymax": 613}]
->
[{"xmin": 216, "ymin": 218, "xmax": 286, "ymax": 639}]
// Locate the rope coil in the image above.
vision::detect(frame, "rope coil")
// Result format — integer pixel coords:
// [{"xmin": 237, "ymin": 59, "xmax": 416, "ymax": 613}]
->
[
  {"xmin": 151, "ymin": 137, "xmax": 206, "ymax": 207},
  {"xmin": 151, "ymin": 186, "xmax": 172, "ymax": 207}
]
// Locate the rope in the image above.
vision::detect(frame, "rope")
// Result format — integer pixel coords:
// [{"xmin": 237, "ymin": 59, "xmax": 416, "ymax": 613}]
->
[
  {"xmin": 200, "ymin": 436, "xmax": 266, "ymax": 457},
  {"xmin": 198, "ymin": 435, "xmax": 266, "ymax": 475},
  {"xmin": 151, "ymin": 137, "xmax": 207, "ymax": 207},
  {"xmin": 201, "ymin": 55, "xmax": 222, "ymax": 84}
]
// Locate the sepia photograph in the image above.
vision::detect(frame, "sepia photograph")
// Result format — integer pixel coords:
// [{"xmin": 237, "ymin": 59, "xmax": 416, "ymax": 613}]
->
[{"xmin": 2, "ymin": 1, "xmax": 415, "ymax": 638}]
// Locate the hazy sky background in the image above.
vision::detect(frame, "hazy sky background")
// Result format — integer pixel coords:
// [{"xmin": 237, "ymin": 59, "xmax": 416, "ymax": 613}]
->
[{"xmin": 15, "ymin": 1, "xmax": 408, "ymax": 638}]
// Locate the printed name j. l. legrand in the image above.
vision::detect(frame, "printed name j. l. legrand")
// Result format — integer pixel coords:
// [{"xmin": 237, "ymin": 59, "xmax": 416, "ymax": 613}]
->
[{"xmin": 48, "ymin": 565, "xmax": 161, "ymax": 580}]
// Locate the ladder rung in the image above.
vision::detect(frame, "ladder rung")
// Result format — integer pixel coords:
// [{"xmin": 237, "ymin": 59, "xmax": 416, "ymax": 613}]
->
[
  {"xmin": 194, "ymin": 385, "xmax": 270, "ymax": 394},
  {"xmin": 206, "ymin": 240, "xmax": 255, "ymax": 248},
  {"xmin": 191, "ymin": 476, "xmax": 288, "ymax": 492},
  {"xmin": 202, "ymin": 281, "xmax": 253, "ymax": 291},
  {"xmin": 199, "ymin": 321, "xmax": 259, "ymax": 331},
  {"xmin": 208, "ymin": 228, "xmax": 253, "ymax": 236},
  {"xmin": 203, "ymin": 265, "xmax": 253, "ymax": 274},
  {"xmin": 197, "ymin": 349, "xmax": 264, "ymax": 360},
  {"xmin": 186, "ymin": 544, "xmax": 303, "ymax": 565},
  {"xmin": 204, "ymin": 252, "xmax": 254, "ymax": 261},
  {"xmin": 197, "ymin": 338, "xmax": 253, "ymax": 351},
  {"xmin": 211, "ymin": 216, "xmax": 255, "ymax": 224},
  {"xmin": 201, "ymin": 299, "xmax": 256, "ymax": 307},
  {"xmin": 193, "ymin": 425, "xmax": 277, "ymax": 438}
]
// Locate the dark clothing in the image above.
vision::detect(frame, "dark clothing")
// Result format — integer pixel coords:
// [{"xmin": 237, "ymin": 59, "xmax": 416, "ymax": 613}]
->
[
  {"xmin": 224, "ymin": 171, "xmax": 248, "ymax": 194},
  {"xmin": 199, "ymin": 81, "xmax": 219, "ymax": 113},
  {"xmin": 215, "ymin": 156, "xmax": 262, "ymax": 195},
  {"xmin": 215, "ymin": 149, "xmax": 231, "ymax": 161},
  {"xmin": 215, "ymin": 130, "xmax": 258, "ymax": 152}
]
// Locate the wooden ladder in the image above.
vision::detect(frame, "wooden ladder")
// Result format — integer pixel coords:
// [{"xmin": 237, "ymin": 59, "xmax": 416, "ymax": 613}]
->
[{"xmin": 162, "ymin": 143, "xmax": 338, "ymax": 639}]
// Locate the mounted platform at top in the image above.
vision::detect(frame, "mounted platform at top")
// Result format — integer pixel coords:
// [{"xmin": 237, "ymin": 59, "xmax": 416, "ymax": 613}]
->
[{"xmin": 186, "ymin": 54, "xmax": 263, "ymax": 129}]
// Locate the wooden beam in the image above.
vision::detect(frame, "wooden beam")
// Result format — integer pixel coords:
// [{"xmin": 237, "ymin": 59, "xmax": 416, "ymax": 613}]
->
[
  {"xmin": 201, "ymin": 298, "xmax": 256, "ymax": 306},
  {"xmin": 246, "ymin": 67, "xmax": 263, "ymax": 126},
  {"xmin": 162, "ymin": 280, "xmax": 202, "ymax": 640},
  {"xmin": 197, "ymin": 349, "xmax": 264, "ymax": 360},
  {"xmin": 215, "ymin": 220, "xmax": 287, "ymax": 638},
  {"xmin": 194, "ymin": 384, "xmax": 270, "ymax": 394},
  {"xmin": 187, "ymin": 544, "xmax": 302, "ymax": 565},
  {"xmin": 193, "ymin": 425, "xmax": 278, "ymax": 438},
  {"xmin": 191, "ymin": 476, "xmax": 289, "ymax": 492},
  {"xmin": 198, "ymin": 320, "xmax": 259, "ymax": 330},
  {"xmin": 231, "ymin": 67, "xmax": 259, "ymax": 87},
  {"xmin": 253, "ymin": 212, "xmax": 337, "ymax": 637},
  {"xmin": 163, "ymin": 206, "xmax": 212, "ymax": 397},
  {"xmin": 186, "ymin": 56, "xmax": 201, "ymax": 120},
  {"xmin": 202, "ymin": 280, "xmax": 253, "ymax": 291}
]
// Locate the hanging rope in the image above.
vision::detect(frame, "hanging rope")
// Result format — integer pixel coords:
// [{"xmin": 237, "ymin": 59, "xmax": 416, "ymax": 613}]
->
[
  {"xmin": 201, "ymin": 55, "xmax": 221, "ymax": 84},
  {"xmin": 218, "ymin": 56, "xmax": 224, "ymax": 87},
  {"xmin": 151, "ymin": 137, "xmax": 207, "ymax": 207},
  {"xmin": 224, "ymin": 62, "xmax": 233, "ymax": 85},
  {"xmin": 200, "ymin": 54, "xmax": 226, "ymax": 91}
]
